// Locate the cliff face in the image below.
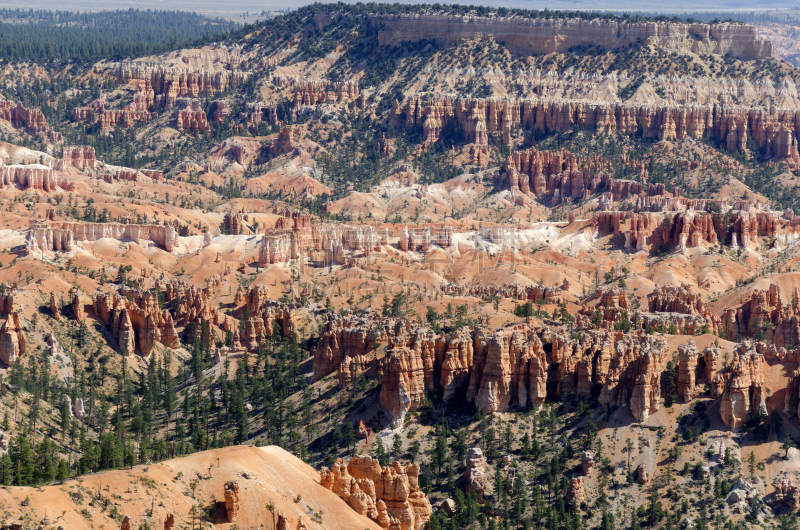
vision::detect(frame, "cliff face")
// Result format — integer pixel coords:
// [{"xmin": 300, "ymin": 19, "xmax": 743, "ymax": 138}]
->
[
  {"xmin": 374, "ymin": 323, "xmax": 678, "ymax": 424},
  {"xmin": 372, "ymin": 15, "xmax": 772, "ymax": 60},
  {"xmin": 320, "ymin": 455, "xmax": 432, "ymax": 530},
  {"xmin": 92, "ymin": 286, "xmax": 181, "ymax": 357},
  {"xmin": 0, "ymin": 164, "xmax": 73, "ymax": 192},
  {"xmin": 395, "ymin": 95, "xmax": 800, "ymax": 161},
  {"xmin": 26, "ymin": 221, "xmax": 177, "ymax": 254}
]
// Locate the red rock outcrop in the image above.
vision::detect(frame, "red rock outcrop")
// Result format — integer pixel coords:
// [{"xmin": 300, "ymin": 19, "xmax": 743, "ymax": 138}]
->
[
  {"xmin": 721, "ymin": 284, "xmax": 800, "ymax": 348},
  {"xmin": 646, "ymin": 283, "xmax": 721, "ymax": 334},
  {"xmin": 578, "ymin": 286, "xmax": 630, "ymax": 328},
  {"xmin": 677, "ymin": 341, "xmax": 700, "ymax": 402},
  {"xmin": 581, "ymin": 451, "xmax": 595, "ymax": 477},
  {"xmin": 117, "ymin": 62, "xmax": 248, "ymax": 110},
  {"xmin": 238, "ymin": 286, "xmax": 295, "ymax": 348},
  {"xmin": 392, "ymin": 91, "xmax": 800, "ymax": 162},
  {"xmin": 0, "ymin": 101, "xmax": 61, "ymax": 141},
  {"xmin": 92, "ymin": 286, "xmax": 181, "ymax": 357},
  {"xmin": 224, "ymin": 481, "xmax": 240, "ymax": 522},
  {"xmin": 270, "ymin": 126, "xmax": 298, "ymax": 155},
  {"xmin": 314, "ymin": 311, "xmax": 414, "ymax": 381},
  {"xmin": 767, "ymin": 478, "xmax": 800, "ymax": 509},
  {"xmin": 441, "ymin": 281, "xmax": 567, "ymax": 304},
  {"xmin": 565, "ymin": 477, "xmax": 586, "ymax": 506},
  {"xmin": 50, "ymin": 292, "xmax": 61, "ymax": 321},
  {"xmin": 288, "ymin": 79, "xmax": 360, "ymax": 107},
  {"xmin": 177, "ymin": 101, "xmax": 209, "ymax": 134},
  {"xmin": 0, "ymin": 164, "xmax": 73, "ymax": 192},
  {"xmin": 717, "ymin": 343, "xmax": 766, "ymax": 429},
  {"xmin": 319, "ymin": 456, "xmax": 432, "ymax": 530},
  {"xmin": 61, "ymin": 146, "xmax": 99, "ymax": 170},
  {"xmin": 0, "ymin": 312, "xmax": 25, "ymax": 365},
  {"xmin": 553, "ymin": 329, "xmax": 669, "ymax": 421},
  {"xmin": 27, "ymin": 220, "xmax": 177, "ymax": 254}
]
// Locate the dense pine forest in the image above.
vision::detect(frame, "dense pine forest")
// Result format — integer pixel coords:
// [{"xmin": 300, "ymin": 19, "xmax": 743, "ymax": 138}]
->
[{"xmin": 0, "ymin": 9, "xmax": 239, "ymax": 64}]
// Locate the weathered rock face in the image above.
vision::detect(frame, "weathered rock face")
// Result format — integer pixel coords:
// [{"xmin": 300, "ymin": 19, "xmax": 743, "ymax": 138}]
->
[
  {"xmin": 441, "ymin": 281, "xmax": 567, "ymax": 304},
  {"xmin": 565, "ymin": 477, "xmax": 586, "ymax": 506},
  {"xmin": 61, "ymin": 146, "xmax": 99, "ymax": 170},
  {"xmin": 176, "ymin": 101, "xmax": 209, "ymax": 134},
  {"xmin": 553, "ymin": 330, "xmax": 669, "ymax": 421},
  {"xmin": 578, "ymin": 286, "xmax": 630, "ymax": 328},
  {"xmin": 647, "ymin": 284, "xmax": 721, "ymax": 334},
  {"xmin": 635, "ymin": 464, "xmax": 648, "ymax": 484},
  {"xmin": 287, "ymin": 79, "xmax": 360, "ymax": 107},
  {"xmin": 73, "ymin": 293, "xmax": 85, "ymax": 324},
  {"xmin": 314, "ymin": 311, "xmax": 414, "ymax": 381},
  {"xmin": 240, "ymin": 285, "xmax": 295, "ymax": 347},
  {"xmin": 50, "ymin": 292, "xmax": 61, "ymax": 321},
  {"xmin": 581, "ymin": 451, "xmax": 595, "ymax": 477},
  {"xmin": 0, "ymin": 312, "xmax": 26, "ymax": 365},
  {"xmin": 379, "ymin": 328, "xmax": 442, "ymax": 426},
  {"xmin": 224, "ymin": 481, "xmax": 240, "ymax": 522},
  {"xmin": 120, "ymin": 515, "xmax": 132, "ymax": 530},
  {"xmin": 677, "ymin": 341, "xmax": 700, "ymax": 402},
  {"xmin": 117, "ymin": 62, "xmax": 248, "ymax": 110},
  {"xmin": 27, "ymin": 220, "xmax": 177, "ymax": 254},
  {"xmin": 394, "ymin": 93, "xmax": 799, "ymax": 161},
  {"xmin": 0, "ymin": 100, "xmax": 61, "ymax": 141},
  {"xmin": 718, "ymin": 343, "xmax": 766, "ymax": 429},
  {"xmin": 374, "ymin": 15, "xmax": 772, "ymax": 59},
  {"xmin": 270, "ymin": 126, "xmax": 298, "ymax": 155},
  {"xmin": 721, "ymin": 283, "xmax": 800, "ymax": 348},
  {"xmin": 163, "ymin": 513, "xmax": 175, "ymax": 530},
  {"xmin": 320, "ymin": 456, "xmax": 432, "ymax": 530},
  {"xmin": 276, "ymin": 512, "xmax": 290, "ymax": 530},
  {"xmin": 0, "ymin": 164, "xmax": 73, "ymax": 192},
  {"xmin": 464, "ymin": 447, "xmax": 487, "ymax": 501},
  {"xmin": 92, "ymin": 285, "xmax": 181, "ymax": 357},
  {"xmin": 766, "ymin": 478, "xmax": 799, "ymax": 509}
]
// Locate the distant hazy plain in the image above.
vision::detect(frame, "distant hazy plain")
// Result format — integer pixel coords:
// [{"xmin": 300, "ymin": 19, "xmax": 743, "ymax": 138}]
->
[{"xmin": 1, "ymin": 0, "xmax": 796, "ymax": 20}]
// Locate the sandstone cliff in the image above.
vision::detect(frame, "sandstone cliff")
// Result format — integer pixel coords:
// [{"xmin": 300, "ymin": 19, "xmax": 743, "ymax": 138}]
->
[
  {"xmin": 320, "ymin": 455, "xmax": 432, "ymax": 530},
  {"xmin": 372, "ymin": 14, "xmax": 772, "ymax": 60}
]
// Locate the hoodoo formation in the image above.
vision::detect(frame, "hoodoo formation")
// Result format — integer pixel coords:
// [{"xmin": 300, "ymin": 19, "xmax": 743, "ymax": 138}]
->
[{"xmin": 5, "ymin": 4, "xmax": 800, "ymax": 529}]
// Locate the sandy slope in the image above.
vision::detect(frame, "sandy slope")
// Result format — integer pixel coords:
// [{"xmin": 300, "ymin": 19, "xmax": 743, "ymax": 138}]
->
[{"xmin": 2, "ymin": 445, "xmax": 380, "ymax": 530}]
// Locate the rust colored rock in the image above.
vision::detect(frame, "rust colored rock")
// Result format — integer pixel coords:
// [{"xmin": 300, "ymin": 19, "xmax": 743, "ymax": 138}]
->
[
  {"xmin": 50, "ymin": 292, "xmax": 61, "ymax": 321},
  {"xmin": 0, "ymin": 312, "xmax": 26, "ymax": 365},
  {"xmin": 677, "ymin": 341, "xmax": 700, "ymax": 402},
  {"xmin": 553, "ymin": 330, "xmax": 668, "ymax": 421},
  {"xmin": 163, "ymin": 514, "xmax": 175, "ymax": 530},
  {"xmin": 120, "ymin": 516, "xmax": 132, "ymax": 530},
  {"xmin": 224, "ymin": 481, "xmax": 241, "ymax": 522},
  {"xmin": 356, "ymin": 420, "xmax": 373, "ymax": 440},
  {"xmin": 767, "ymin": 478, "xmax": 799, "ymax": 509},
  {"xmin": 276, "ymin": 512, "xmax": 290, "ymax": 530},
  {"xmin": 719, "ymin": 343, "xmax": 766, "ymax": 429},
  {"xmin": 565, "ymin": 477, "xmax": 586, "ymax": 506},
  {"xmin": 319, "ymin": 456, "xmax": 432, "ymax": 530},
  {"xmin": 72, "ymin": 293, "xmax": 85, "ymax": 324},
  {"xmin": 635, "ymin": 464, "xmax": 648, "ymax": 484},
  {"xmin": 176, "ymin": 101, "xmax": 208, "ymax": 134},
  {"xmin": 28, "ymin": 220, "xmax": 176, "ymax": 253}
]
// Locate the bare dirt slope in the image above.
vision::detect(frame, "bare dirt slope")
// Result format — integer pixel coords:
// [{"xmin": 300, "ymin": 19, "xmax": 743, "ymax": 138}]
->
[{"xmin": 1, "ymin": 445, "xmax": 380, "ymax": 530}]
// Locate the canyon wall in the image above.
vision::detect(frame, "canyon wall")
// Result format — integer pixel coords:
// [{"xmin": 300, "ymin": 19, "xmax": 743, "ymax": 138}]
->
[
  {"xmin": 117, "ymin": 62, "xmax": 248, "ymax": 110},
  {"xmin": 394, "ymin": 95, "xmax": 800, "ymax": 161},
  {"xmin": 320, "ymin": 455, "xmax": 432, "ymax": 530},
  {"xmin": 371, "ymin": 15, "xmax": 772, "ymax": 60},
  {"xmin": 0, "ymin": 164, "xmax": 73, "ymax": 192},
  {"xmin": 26, "ymin": 221, "xmax": 178, "ymax": 254}
]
